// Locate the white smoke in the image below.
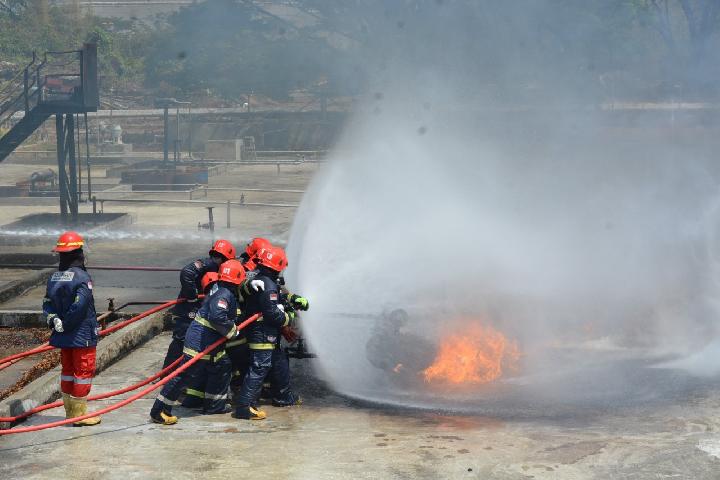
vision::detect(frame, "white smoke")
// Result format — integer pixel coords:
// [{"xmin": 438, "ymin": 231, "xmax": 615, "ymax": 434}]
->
[{"xmin": 286, "ymin": 89, "xmax": 720, "ymax": 409}]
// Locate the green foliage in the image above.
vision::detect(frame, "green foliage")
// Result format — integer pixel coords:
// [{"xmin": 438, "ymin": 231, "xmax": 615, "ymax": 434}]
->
[
  {"xmin": 143, "ymin": 0, "xmax": 342, "ymax": 99},
  {"xmin": 2, "ymin": 0, "xmax": 720, "ymax": 101},
  {"xmin": 0, "ymin": 4, "xmax": 148, "ymax": 92}
]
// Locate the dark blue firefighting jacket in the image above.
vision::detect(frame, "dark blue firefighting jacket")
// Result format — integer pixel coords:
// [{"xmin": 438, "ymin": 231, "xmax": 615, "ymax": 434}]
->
[
  {"xmin": 43, "ymin": 267, "xmax": 99, "ymax": 348},
  {"xmin": 241, "ymin": 274, "xmax": 290, "ymax": 350},
  {"xmin": 170, "ymin": 257, "xmax": 219, "ymax": 319},
  {"xmin": 183, "ymin": 283, "xmax": 238, "ymax": 359}
]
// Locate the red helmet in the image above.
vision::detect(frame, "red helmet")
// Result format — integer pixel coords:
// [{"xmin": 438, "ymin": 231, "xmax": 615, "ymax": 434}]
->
[
  {"xmin": 53, "ymin": 231, "xmax": 84, "ymax": 253},
  {"xmin": 243, "ymin": 258, "xmax": 258, "ymax": 271},
  {"xmin": 200, "ymin": 271, "xmax": 218, "ymax": 292},
  {"xmin": 218, "ymin": 259, "xmax": 247, "ymax": 285},
  {"xmin": 210, "ymin": 239, "xmax": 236, "ymax": 260},
  {"xmin": 256, "ymin": 246, "xmax": 288, "ymax": 272},
  {"xmin": 245, "ymin": 237, "xmax": 272, "ymax": 257}
]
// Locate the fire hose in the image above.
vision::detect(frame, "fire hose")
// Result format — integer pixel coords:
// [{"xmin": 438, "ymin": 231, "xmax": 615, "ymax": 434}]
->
[
  {"xmin": 0, "ymin": 357, "xmax": 183, "ymax": 423},
  {"xmin": 0, "ymin": 299, "xmax": 182, "ymax": 370},
  {"xmin": 0, "ymin": 264, "xmax": 179, "ymax": 371},
  {"xmin": 0, "ymin": 313, "xmax": 260, "ymax": 435},
  {"xmin": 0, "ymin": 308, "xmax": 123, "ymax": 371},
  {"xmin": 0, "ymin": 303, "xmax": 167, "ymax": 372}
]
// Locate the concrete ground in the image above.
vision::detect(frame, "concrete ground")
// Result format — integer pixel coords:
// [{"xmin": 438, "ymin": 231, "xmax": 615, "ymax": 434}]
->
[{"xmin": 2, "ymin": 332, "xmax": 720, "ymax": 479}]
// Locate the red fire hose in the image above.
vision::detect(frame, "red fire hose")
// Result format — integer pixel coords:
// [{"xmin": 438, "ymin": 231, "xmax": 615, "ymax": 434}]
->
[
  {"xmin": 0, "ymin": 345, "xmax": 54, "ymax": 366},
  {"xmin": 0, "ymin": 299, "xmax": 183, "ymax": 369},
  {"xmin": 0, "ymin": 313, "xmax": 260, "ymax": 435},
  {"xmin": 0, "ymin": 356, "xmax": 183, "ymax": 423},
  {"xmin": 98, "ymin": 300, "xmax": 179, "ymax": 336}
]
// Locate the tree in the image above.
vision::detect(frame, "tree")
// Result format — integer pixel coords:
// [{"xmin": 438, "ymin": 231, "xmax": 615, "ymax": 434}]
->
[
  {"xmin": 0, "ymin": 0, "xmax": 26, "ymax": 19},
  {"xmin": 144, "ymin": 0, "xmax": 345, "ymax": 99}
]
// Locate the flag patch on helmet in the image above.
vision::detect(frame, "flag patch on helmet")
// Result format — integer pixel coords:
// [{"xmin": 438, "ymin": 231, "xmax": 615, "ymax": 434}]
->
[
  {"xmin": 269, "ymin": 293, "xmax": 278, "ymax": 301},
  {"xmin": 217, "ymin": 299, "xmax": 228, "ymax": 309}
]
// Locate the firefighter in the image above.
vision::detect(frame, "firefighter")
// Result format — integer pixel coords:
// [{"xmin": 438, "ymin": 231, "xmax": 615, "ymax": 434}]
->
[
  {"xmin": 224, "ymin": 237, "xmax": 272, "ymax": 403},
  {"xmin": 150, "ymin": 259, "xmax": 246, "ymax": 425},
  {"xmin": 239, "ymin": 237, "xmax": 271, "ymax": 271},
  {"xmin": 257, "ymin": 284, "xmax": 309, "ymax": 404},
  {"xmin": 180, "ymin": 271, "xmax": 218, "ymax": 408},
  {"xmin": 268, "ymin": 285, "xmax": 309, "ymax": 404},
  {"xmin": 238, "ymin": 241, "xmax": 310, "ymax": 404},
  {"xmin": 42, "ymin": 231, "xmax": 101, "ymax": 426},
  {"xmin": 161, "ymin": 239, "xmax": 236, "ymax": 369},
  {"xmin": 233, "ymin": 246, "xmax": 300, "ymax": 420}
]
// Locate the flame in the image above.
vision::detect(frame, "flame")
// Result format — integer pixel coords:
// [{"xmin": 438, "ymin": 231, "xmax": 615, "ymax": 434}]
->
[{"xmin": 422, "ymin": 322, "xmax": 521, "ymax": 385}]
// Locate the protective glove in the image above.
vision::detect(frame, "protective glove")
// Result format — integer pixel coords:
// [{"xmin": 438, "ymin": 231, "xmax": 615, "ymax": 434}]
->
[
  {"xmin": 286, "ymin": 310, "xmax": 297, "ymax": 327},
  {"xmin": 46, "ymin": 315, "xmax": 56, "ymax": 330},
  {"xmin": 289, "ymin": 294, "xmax": 309, "ymax": 311},
  {"xmin": 250, "ymin": 280, "xmax": 265, "ymax": 292},
  {"xmin": 281, "ymin": 326, "xmax": 298, "ymax": 343},
  {"xmin": 53, "ymin": 317, "xmax": 64, "ymax": 333}
]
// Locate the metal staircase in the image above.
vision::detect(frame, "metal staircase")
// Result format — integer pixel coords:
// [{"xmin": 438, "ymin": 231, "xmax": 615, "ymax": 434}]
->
[
  {"xmin": 0, "ymin": 53, "xmax": 48, "ymax": 162},
  {"xmin": 0, "ymin": 111, "xmax": 51, "ymax": 161},
  {"xmin": 0, "ymin": 44, "xmax": 99, "ymax": 222}
]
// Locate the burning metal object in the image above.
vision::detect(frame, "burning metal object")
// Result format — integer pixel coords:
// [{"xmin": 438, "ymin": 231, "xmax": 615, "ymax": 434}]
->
[
  {"xmin": 365, "ymin": 309, "xmax": 522, "ymax": 387},
  {"xmin": 422, "ymin": 322, "xmax": 521, "ymax": 386}
]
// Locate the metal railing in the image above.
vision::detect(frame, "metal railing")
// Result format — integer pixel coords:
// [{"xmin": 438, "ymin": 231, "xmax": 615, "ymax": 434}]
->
[
  {"xmin": 0, "ymin": 53, "xmax": 44, "ymax": 128},
  {"xmin": 96, "ymin": 184, "xmax": 305, "ymax": 200},
  {"xmin": 0, "ymin": 50, "xmax": 83, "ymax": 130}
]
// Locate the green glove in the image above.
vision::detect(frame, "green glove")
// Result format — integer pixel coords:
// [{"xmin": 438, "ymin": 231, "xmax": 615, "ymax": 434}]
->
[
  {"xmin": 286, "ymin": 310, "xmax": 297, "ymax": 327},
  {"xmin": 290, "ymin": 294, "xmax": 310, "ymax": 311}
]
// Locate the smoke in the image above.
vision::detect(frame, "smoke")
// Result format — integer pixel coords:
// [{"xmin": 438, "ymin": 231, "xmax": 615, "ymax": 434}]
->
[{"xmin": 286, "ymin": 2, "xmax": 720, "ymax": 410}]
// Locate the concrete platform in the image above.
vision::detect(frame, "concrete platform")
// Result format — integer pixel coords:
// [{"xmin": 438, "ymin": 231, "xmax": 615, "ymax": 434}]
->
[{"xmin": 2, "ymin": 332, "xmax": 720, "ymax": 479}]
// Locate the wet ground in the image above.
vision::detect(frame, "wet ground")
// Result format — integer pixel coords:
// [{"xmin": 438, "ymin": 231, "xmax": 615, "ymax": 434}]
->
[{"xmin": 2, "ymin": 332, "xmax": 720, "ymax": 479}]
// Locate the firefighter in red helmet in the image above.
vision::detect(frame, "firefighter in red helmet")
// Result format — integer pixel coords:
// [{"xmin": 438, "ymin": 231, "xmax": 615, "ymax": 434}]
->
[
  {"xmin": 236, "ymin": 239, "xmax": 310, "ymax": 407},
  {"xmin": 239, "ymin": 237, "xmax": 271, "ymax": 271},
  {"xmin": 162, "ymin": 239, "xmax": 236, "ymax": 368},
  {"xmin": 179, "ymin": 271, "xmax": 219, "ymax": 408},
  {"xmin": 43, "ymin": 231, "xmax": 101, "ymax": 426},
  {"xmin": 233, "ymin": 246, "xmax": 300, "ymax": 420}
]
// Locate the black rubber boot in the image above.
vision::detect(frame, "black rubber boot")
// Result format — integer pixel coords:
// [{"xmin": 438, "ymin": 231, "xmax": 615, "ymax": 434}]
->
[
  {"xmin": 272, "ymin": 391, "xmax": 302, "ymax": 407},
  {"xmin": 232, "ymin": 405, "xmax": 267, "ymax": 420}
]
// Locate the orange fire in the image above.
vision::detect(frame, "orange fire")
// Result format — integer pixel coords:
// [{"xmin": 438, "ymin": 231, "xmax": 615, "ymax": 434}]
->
[{"xmin": 423, "ymin": 323, "xmax": 521, "ymax": 385}]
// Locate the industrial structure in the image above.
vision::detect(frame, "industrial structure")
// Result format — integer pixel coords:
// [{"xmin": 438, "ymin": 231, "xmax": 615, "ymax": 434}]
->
[{"xmin": 0, "ymin": 43, "xmax": 99, "ymax": 223}]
